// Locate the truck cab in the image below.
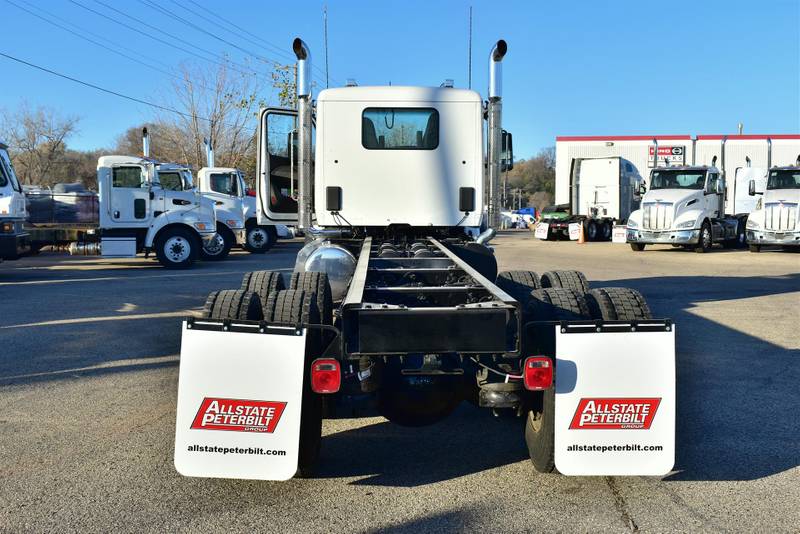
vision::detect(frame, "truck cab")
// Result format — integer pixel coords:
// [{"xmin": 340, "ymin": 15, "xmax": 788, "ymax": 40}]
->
[
  {"xmin": 626, "ymin": 163, "xmax": 745, "ymax": 252},
  {"xmin": 0, "ymin": 141, "xmax": 30, "ymax": 261},
  {"xmin": 97, "ymin": 155, "xmax": 216, "ymax": 268},
  {"xmin": 745, "ymin": 161, "xmax": 800, "ymax": 251},
  {"xmin": 196, "ymin": 166, "xmax": 289, "ymax": 257}
]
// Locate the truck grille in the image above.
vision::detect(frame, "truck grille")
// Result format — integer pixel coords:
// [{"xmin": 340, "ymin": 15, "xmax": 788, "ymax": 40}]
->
[
  {"xmin": 642, "ymin": 202, "xmax": 673, "ymax": 230},
  {"xmin": 764, "ymin": 202, "xmax": 798, "ymax": 231}
]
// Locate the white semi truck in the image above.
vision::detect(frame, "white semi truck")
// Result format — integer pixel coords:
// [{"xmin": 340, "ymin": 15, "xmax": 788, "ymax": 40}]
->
[
  {"xmin": 174, "ymin": 38, "xmax": 676, "ymax": 481},
  {"xmin": 746, "ymin": 157, "xmax": 800, "ymax": 251},
  {"xmin": 626, "ymin": 156, "xmax": 747, "ymax": 252},
  {"xmin": 25, "ymin": 154, "xmax": 217, "ymax": 268},
  {"xmin": 0, "ymin": 141, "xmax": 30, "ymax": 262},
  {"xmin": 542, "ymin": 156, "xmax": 642, "ymax": 241},
  {"xmin": 195, "ymin": 139, "xmax": 290, "ymax": 260}
]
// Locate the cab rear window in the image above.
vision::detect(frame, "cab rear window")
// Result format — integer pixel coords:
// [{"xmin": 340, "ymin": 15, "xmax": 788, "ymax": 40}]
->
[{"xmin": 362, "ymin": 108, "xmax": 439, "ymax": 150}]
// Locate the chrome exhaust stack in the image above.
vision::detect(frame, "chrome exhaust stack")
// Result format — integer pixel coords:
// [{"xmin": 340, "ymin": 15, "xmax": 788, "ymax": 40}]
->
[
  {"xmin": 487, "ymin": 40, "xmax": 507, "ymax": 230},
  {"xmin": 294, "ymin": 38, "xmax": 314, "ymax": 231},
  {"xmin": 142, "ymin": 127, "xmax": 150, "ymax": 158},
  {"xmin": 203, "ymin": 137, "xmax": 214, "ymax": 167}
]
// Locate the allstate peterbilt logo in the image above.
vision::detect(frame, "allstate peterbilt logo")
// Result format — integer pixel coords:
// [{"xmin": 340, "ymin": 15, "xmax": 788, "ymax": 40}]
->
[
  {"xmin": 569, "ymin": 398, "xmax": 661, "ymax": 430},
  {"xmin": 190, "ymin": 397, "xmax": 287, "ymax": 433}
]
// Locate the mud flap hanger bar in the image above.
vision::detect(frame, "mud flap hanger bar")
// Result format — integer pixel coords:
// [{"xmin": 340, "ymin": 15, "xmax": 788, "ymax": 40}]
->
[
  {"xmin": 523, "ymin": 319, "xmax": 673, "ymax": 334},
  {"xmin": 185, "ymin": 317, "xmax": 344, "ymax": 359}
]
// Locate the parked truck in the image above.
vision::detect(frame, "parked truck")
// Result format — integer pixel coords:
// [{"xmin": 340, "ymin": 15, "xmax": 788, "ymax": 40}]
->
[
  {"xmin": 571, "ymin": 157, "xmax": 642, "ymax": 240},
  {"xmin": 746, "ymin": 156, "xmax": 800, "ymax": 251},
  {"xmin": 25, "ymin": 154, "xmax": 217, "ymax": 268},
  {"xmin": 174, "ymin": 38, "xmax": 676, "ymax": 481},
  {"xmin": 195, "ymin": 138, "xmax": 291, "ymax": 259},
  {"xmin": 626, "ymin": 156, "xmax": 747, "ymax": 252},
  {"xmin": 0, "ymin": 141, "xmax": 30, "ymax": 262}
]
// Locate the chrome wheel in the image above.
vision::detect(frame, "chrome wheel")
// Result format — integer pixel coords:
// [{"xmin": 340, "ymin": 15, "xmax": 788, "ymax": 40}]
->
[
  {"xmin": 247, "ymin": 227, "xmax": 267, "ymax": 249},
  {"xmin": 164, "ymin": 236, "xmax": 191, "ymax": 263},
  {"xmin": 203, "ymin": 233, "xmax": 225, "ymax": 256}
]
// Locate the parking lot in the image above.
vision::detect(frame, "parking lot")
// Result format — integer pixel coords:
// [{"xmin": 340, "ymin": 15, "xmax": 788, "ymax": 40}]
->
[{"xmin": 1, "ymin": 232, "xmax": 798, "ymax": 533}]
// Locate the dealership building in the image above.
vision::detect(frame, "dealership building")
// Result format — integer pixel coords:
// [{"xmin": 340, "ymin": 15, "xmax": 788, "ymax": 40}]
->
[{"xmin": 554, "ymin": 134, "xmax": 800, "ymax": 206}]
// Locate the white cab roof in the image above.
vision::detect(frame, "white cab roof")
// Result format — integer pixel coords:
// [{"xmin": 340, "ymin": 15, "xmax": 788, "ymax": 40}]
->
[
  {"xmin": 317, "ymin": 86, "xmax": 482, "ymax": 103},
  {"xmin": 98, "ymin": 155, "xmax": 150, "ymax": 167}
]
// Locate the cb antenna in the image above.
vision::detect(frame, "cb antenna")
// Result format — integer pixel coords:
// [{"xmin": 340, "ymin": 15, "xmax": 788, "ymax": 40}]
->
[
  {"xmin": 468, "ymin": 6, "xmax": 473, "ymax": 89},
  {"xmin": 324, "ymin": 3, "xmax": 330, "ymax": 88}
]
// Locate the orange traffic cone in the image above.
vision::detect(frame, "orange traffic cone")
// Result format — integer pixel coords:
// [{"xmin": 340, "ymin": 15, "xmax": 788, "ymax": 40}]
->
[{"xmin": 577, "ymin": 222, "xmax": 586, "ymax": 244}]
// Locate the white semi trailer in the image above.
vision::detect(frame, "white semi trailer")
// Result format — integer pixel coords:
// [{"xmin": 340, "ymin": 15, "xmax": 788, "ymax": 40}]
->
[
  {"xmin": 563, "ymin": 156, "xmax": 643, "ymax": 241},
  {"xmin": 174, "ymin": 38, "xmax": 676, "ymax": 481},
  {"xmin": 0, "ymin": 141, "xmax": 30, "ymax": 262},
  {"xmin": 746, "ymin": 157, "xmax": 800, "ymax": 251}
]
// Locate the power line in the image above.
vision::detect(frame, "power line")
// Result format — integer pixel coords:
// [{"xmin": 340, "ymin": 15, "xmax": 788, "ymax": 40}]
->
[
  {"xmin": 0, "ymin": 50, "xmax": 243, "ymax": 127},
  {"xmin": 180, "ymin": 0, "xmax": 333, "ymax": 82},
  {"xmin": 4, "ymin": 0, "xmax": 197, "ymax": 88},
  {"xmin": 68, "ymin": 0, "xmax": 259, "ymax": 79}
]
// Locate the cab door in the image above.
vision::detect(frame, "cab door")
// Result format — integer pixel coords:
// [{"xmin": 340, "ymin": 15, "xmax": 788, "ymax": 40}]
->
[
  {"xmin": 257, "ymin": 108, "xmax": 299, "ymax": 224},
  {"xmin": 109, "ymin": 165, "xmax": 151, "ymax": 225}
]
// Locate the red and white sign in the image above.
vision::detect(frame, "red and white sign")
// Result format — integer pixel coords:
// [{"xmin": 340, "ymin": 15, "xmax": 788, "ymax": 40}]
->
[
  {"xmin": 191, "ymin": 398, "xmax": 287, "ymax": 433},
  {"xmin": 648, "ymin": 145, "xmax": 685, "ymax": 167},
  {"xmin": 569, "ymin": 398, "xmax": 660, "ymax": 430}
]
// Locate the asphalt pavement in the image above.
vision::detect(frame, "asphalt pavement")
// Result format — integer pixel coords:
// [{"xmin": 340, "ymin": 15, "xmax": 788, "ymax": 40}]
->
[{"xmin": 1, "ymin": 234, "xmax": 798, "ymax": 532}]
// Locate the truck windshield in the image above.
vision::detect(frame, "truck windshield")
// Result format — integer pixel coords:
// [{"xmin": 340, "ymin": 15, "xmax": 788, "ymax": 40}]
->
[
  {"xmin": 362, "ymin": 108, "xmax": 439, "ymax": 150},
  {"xmin": 0, "ymin": 149, "xmax": 21, "ymax": 191},
  {"xmin": 650, "ymin": 170, "xmax": 705, "ymax": 190},
  {"xmin": 210, "ymin": 173, "xmax": 239, "ymax": 196},
  {"xmin": 767, "ymin": 170, "xmax": 800, "ymax": 190}
]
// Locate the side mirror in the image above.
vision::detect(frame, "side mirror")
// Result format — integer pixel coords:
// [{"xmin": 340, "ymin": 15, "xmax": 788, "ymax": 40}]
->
[
  {"xmin": 715, "ymin": 179, "xmax": 724, "ymax": 195},
  {"xmin": 748, "ymin": 179, "xmax": 756, "ymax": 196},
  {"xmin": 638, "ymin": 182, "xmax": 647, "ymax": 195},
  {"xmin": 501, "ymin": 130, "xmax": 513, "ymax": 172}
]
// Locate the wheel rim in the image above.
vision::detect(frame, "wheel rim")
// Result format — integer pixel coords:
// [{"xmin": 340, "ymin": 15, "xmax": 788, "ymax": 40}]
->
[
  {"xmin": 703, "ymin": 227, "xmax": 712, "ymax": 248},
  {"xmin": 530, "ymin": 410, "xmax": 543, "ymax": 432},
  {"xmin": 248, "ymin": 228, "xmax": 267, "ymax": 249},
  {"xmin": 203, "ymin": 234, "xmax": 225, "ymax": 256},
  {"xmin": 164, "ymin": 236, "xmax": 191, "ymax": 263}
]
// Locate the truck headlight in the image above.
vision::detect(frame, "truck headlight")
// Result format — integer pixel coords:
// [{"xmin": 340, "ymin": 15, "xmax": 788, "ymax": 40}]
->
[
  {"xmin": 746, "ymin": 219, "xmax": 759, "ymax": 229},
  {"xmin": 675, "ymin": 220, "xmax": 694, "ymax": 229},
  {"xmin": 226, "ymin": 219, "xmax": 242, "ymax": 228},
  {"xmin": 193, "ymin": 222, "xmax": 208, "ymax": 231},
  {"xmin": 627, "ymin": 219, "xmax": 638, "ymax": 228}
]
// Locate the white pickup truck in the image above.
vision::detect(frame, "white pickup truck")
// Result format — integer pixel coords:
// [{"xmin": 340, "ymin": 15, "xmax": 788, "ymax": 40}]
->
[{"xmin": 746, "ymin": 159, "xmax": 800, "ymax": 251}]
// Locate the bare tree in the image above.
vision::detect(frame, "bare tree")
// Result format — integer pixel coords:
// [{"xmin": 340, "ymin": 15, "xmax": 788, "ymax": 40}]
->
[{"xmin": 1, "ymin": 103, "xmax": 80, "ymax": 185}]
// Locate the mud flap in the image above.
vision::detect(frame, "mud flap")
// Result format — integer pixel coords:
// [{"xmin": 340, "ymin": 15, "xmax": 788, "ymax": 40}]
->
[
  {"xmin": 174, "ymin": 321, "xmax": 307, "ymax": 480},
  {"xmin": 554, "ymin": 322, "xmax": 675, "ymax": 476}
]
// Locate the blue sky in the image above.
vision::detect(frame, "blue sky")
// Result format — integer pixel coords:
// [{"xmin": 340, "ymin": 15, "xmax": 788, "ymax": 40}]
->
[{"xmin": 1, "ymin": 0, "xmax": 798, "ymax": 158}]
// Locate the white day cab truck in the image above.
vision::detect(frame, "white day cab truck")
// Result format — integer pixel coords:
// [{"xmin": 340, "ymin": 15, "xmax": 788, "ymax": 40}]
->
[
  {"xmin": 0, "ymin": 141, "xmax": 30, "ymax": 262},
  {"xmin": 194, "ymin": 137, "xmax": 291, "ymax": 260},
  {"xmin": 626, "ymin": 155, "xmax": 747, "ymax": 252},
  {"xmin": 746, "ymin": 156, "xmax": 800, "ymax": 251},
  {"xmin": 537, "ymin": 156, "xmax": 642, "ymax": 241},
  {"xmin": 25, "ymin": 152, "xmax": 217, "ymax": 268},
  {"xmin": 174, "ymin": 38, "xmax": 676, "ymax": 481}
]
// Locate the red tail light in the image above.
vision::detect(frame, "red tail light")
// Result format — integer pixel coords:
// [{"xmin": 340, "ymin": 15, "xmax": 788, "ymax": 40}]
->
[
  {"xmin": 523, "ymin": 356, "xmax": 553, "ymax": 390},
  {"xmin": 311, "ymin": 358, "xmax": 340, "ymax": 394}
]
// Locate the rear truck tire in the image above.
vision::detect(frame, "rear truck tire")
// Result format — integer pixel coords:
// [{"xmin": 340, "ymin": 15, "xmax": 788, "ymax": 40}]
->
[
  {"xmin": 200, "ymin": 226, "xmax": 233, "ymax": 261},
  {"xmin": 601, "ymin": 221, "xmax": 613, "ymax": 241},
  {"xmin": 749, "ymin": 244, "xmax": 761, "ymax": 253},
  {"xmin": 240, "ymin": 270, "xmax": 286, "ymax": 309},
  {"xmin": 525, "ymin": 383, "xmax": 556, "ymax": 473},
  {"xmin": 154, "ymin": 226, "xmax": 198, "ymax": 269},
  {"xmin": 584, "ymin": 287, "xmax": 652, "ymax": 321},
  {"xmin": 495, "ymin": 270, "xmax": 541, "ymax": 311},
  {"xmin": 290, "ymin": 272, "xmax": 334, "ymax": 327},
  {"xmin": 263, "ymin": 289, "xmax": 323, "ymax": 478},
  {"xmin": 540, "ymin": 270, "xmax": 589, "ymax": 294},
  {"xmin": 201, "ymin": 289, "xmax": 264, "ymax": 320},
  {"xmin": 524, "ymin": 288, "xmax": 590, "ymax": 474},
  {"xmin": 244, "ymin": 224, "xmax": 277, "ymax": 253},
  {"xmin": 586, "ymin": 219, "xmax": 598, "ymax": 241},
  {"xmin": 630, "ymin": 243, "xmax": 646, "ymax": 252},
  {"xmin": 695, "ymin": 221, "xmax": 712, "ymax": 253}
]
